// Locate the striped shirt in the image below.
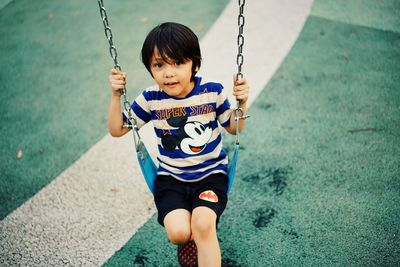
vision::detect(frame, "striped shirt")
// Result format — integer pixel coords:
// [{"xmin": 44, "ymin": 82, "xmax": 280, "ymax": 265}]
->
[{"xmin": 124, "ymin": 76, "xmax": 232, "ymax": 182}]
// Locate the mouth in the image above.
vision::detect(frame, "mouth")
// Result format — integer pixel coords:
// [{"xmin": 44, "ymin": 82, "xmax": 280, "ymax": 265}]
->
[
  {"xmin": 189, "ymin": 144, "xmax": 205, "ymax": 153},
  {"xmin": 164, "ymin": 81, "xmax": 178, "ymax": 88}
]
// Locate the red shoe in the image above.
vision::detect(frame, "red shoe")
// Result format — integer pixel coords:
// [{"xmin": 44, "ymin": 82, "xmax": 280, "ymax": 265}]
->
[{"xmin": 177, "ymin": 240, "xmax": 198, "ymax": 267}]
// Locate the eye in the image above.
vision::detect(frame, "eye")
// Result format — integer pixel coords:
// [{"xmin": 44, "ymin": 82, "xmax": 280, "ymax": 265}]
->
[
  {"xmin": 152, "ymin": 62, "xmax": 163, "ymax": 68},
  {"xmin": 195, "ymin": 127, "xmax": 201, "ymax": 135},
  {"xmin": 185, "ymin": 123, "xmax": 202, "ymax": 137}
]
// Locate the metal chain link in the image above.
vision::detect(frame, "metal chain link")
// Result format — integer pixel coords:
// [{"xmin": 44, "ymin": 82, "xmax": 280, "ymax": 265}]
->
[
  {"xmin": 234, "ymin": 0, "xmax": 249, "ymax": 144},
  {"xmin": 97, "ymin": 0, "xmax": 137, "ymax": 131},
  {"xmin": 236, "ymin": 0, "xmax": 245, "ymax": 80}
]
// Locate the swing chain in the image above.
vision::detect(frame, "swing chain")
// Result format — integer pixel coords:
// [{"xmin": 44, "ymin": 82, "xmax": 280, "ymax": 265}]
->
[
  {"xmin": 97, "ymin": 0, "xmax": 140, "ymax": 134},
  {"xmin": 236, "ymin": 0, "xmax": 245, "ymax": 80},
  {"xmin": 234, "ymin": 0, "xmax": 249, "ymax": 144},
  {"xmin": 98, "ymin": 0, "xmax": 120, "ymax": 72}
]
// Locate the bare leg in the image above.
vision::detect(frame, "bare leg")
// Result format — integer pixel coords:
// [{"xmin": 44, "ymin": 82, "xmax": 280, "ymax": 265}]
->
[
  {"xmin": 191, "ymin": 207, "xmax": 220, "ymax": 267},
  {"xmin": 164, "ymin": 209, "xmax": 192, "ymax": 245}
]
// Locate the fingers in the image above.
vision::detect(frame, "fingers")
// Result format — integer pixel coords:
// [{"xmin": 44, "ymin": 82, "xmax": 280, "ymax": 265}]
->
[
  {"xmin": 233, "ymin": 74, "xmax": 246, "ymax": 84},
  {"xmin": 232, "ymin": 74, "xmax": 249, "ymax": 102},
  {"xmin": 109, "ymin": 68, "xmax": 127, "ymax": 92},
  {"xmin": 110, "ymin": 68, "xmax": 127, "ymax": 81}
]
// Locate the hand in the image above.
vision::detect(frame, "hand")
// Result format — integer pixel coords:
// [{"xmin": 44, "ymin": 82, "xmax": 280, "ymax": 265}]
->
[
  {"xmin": 109, "ymin": 68, "xmax": 127, "ymax": 97},
  {"xmin": 233, "ymin": 74, "xmax": 249, "ymax": 105}
]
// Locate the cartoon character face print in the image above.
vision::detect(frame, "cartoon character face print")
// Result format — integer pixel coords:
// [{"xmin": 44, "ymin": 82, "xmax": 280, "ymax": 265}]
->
[
  {"xmin": 181, "ymin": 121, "xmax": 212, "ymax": 154},
  {"xmin": 161, "ymin": 116, "xmax": 212, "ymax": 155}
]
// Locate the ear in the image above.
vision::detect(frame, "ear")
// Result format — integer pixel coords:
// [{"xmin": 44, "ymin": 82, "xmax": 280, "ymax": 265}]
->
[
  {"xmin": 167, "ymin": 116, "xmax": 187, "ymax": 128},
  {"xmin": 161, "ymin": 135, "xmax": 179, "ymax": 151}
]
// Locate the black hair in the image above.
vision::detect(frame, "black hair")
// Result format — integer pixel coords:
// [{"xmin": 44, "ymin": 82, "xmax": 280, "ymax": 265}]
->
[{"xmin": 141, "ymin": 22, "xmax": 202, "ymax": 81}]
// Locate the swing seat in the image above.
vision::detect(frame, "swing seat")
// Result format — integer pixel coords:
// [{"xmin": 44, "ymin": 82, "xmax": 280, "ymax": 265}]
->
[
  {"xmin": 137, "ymin": 140, "xmax": 238, "ymax": 195},
  {"xmin": 136, "ymin": 141, "xmax": 158, "ymax": 193},
  {"xmin": 227, "ymin": 143, "xmax": 239, "ymax": 193}
]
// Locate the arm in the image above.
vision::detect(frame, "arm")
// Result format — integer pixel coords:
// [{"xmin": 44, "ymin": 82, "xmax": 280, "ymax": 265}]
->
[
  {"xmin": 224, "ymin": 76, "xmax": 249, "ymax": 135},
  {"xmin": 108, "ymin": 68, "xmax": 130, "ymax": 137}
]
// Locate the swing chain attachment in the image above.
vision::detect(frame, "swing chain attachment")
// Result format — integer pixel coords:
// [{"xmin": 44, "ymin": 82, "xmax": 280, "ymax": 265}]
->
[
  {"xmin": 234, "ymin": 0, "xmax": 249, "ymax": 145},
  {"xmin": 97, "ymin": 0, "xmax": 143, "ymax": 152}
]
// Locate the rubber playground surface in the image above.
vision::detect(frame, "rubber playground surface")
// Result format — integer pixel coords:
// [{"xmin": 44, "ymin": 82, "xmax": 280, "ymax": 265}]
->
[{"xmin": 1, "ymin": 0, "xmax": 399, "ymax": 266}]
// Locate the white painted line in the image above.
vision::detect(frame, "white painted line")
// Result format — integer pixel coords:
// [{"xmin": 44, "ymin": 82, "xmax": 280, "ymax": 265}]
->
[
  {"xmin": 0, "ymin": 0, "xmax": 13, "ymax": 10},
  {"xmin": 0, "ymin": 0, "xmax": 313, "ymax": 266},
  {"xmin": 0, "ymin": 135, "xmax": 156, "ymax": 266}
]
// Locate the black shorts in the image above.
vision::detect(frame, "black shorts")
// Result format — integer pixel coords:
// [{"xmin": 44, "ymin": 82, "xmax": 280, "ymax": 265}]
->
[{"xmin": 154, "ymin": 173, "xmax": 229, "ymax": 226}]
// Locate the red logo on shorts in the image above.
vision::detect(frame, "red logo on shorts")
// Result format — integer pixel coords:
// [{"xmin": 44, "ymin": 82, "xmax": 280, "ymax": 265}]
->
[{"xmin": 199, "ymin": 190, "xmax": 218, "ymax": 203}]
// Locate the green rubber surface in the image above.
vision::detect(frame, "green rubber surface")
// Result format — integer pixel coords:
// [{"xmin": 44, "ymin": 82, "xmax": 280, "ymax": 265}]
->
[
  {"xmin": 1, "ymin": 0, "xmax": 399, "ymax": 266},
  {"xmin": 311, "ymin": 0, "xmax": 400, "ymax": 33}
]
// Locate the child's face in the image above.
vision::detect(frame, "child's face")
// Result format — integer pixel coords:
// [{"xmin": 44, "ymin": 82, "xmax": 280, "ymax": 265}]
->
[{"xmin": 150, "ymin": 48, "xmax": 194, "ymax": 98}]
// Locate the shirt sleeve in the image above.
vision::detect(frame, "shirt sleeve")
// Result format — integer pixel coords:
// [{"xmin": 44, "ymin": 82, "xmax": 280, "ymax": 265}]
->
[
  {"xmin": 215, "ymin": 84, "xmax": 232, "ymax": 127},
  {"xmin": 122, "ymin": 91, "xmax": 151, "ymax": 129}
]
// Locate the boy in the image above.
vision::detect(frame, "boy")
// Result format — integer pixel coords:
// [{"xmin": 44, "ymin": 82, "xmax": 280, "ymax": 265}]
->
[{"xmin": 108, "ymin": 22, "xmax": 249, "ymax": 267}]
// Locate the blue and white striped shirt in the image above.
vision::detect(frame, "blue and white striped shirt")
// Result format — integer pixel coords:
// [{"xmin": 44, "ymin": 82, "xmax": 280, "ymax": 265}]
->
[{"xmin": 125, "ymin": 76, "xmax": 232, "ymax": 182}]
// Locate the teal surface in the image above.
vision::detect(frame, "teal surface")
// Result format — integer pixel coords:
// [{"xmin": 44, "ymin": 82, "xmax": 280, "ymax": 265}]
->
[
  {"xmin": 0, "ymin": 0, "xmax": 230, "ymax": 219},
  {"xmin": 104, "ymin": 4, "xmax": 400, "ymax": 267},
  {"xmin": 0, "ymin": 0, "xmax": 399, "ymax": 266},
  {"xmin": 311, "ymin": 0, "xmax": 400, "ymax": 33}
]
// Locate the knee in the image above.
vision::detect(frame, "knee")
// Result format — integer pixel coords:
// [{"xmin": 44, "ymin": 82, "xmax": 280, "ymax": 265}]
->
[
  {"xmin": 166, "ymin": 227, "xmax": 191, "ymax": 245},
  {"xmin": 163, "ymin": 209, "xmax": 191, "ymax": 244},
  {"xmin": 191, "ymin": 213, "xmax": 216, "ymax": 239}
]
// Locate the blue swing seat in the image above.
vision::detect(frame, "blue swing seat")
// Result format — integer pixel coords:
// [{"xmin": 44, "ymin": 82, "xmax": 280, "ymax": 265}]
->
[
  {"xmin": 136, "ymin": 140, "xmax": 239, "ymax": 194},
  {"xmin": 136, "ymin": 141, "xmax": 158, "ymax": 193},
  {"xmin": 227, "ymin": 143, "xmax": 239, "ymax": 193}
]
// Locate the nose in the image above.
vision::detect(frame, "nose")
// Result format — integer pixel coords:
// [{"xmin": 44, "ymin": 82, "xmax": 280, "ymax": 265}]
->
[{"xmin": 164, "ymin": 64, "xmax": 175, "ymax": 78}]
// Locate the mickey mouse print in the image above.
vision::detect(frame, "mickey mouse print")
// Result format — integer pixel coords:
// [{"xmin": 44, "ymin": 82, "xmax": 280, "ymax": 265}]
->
[{"xmin": 161, "ymin": 116, "xmax": 212, "ymax": 155}]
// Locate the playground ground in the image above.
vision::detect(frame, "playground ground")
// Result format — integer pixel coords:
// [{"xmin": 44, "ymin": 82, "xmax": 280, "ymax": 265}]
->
[{"xmin": 0, "ymin": 0, "xmax": 399, "ymax": 266}]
